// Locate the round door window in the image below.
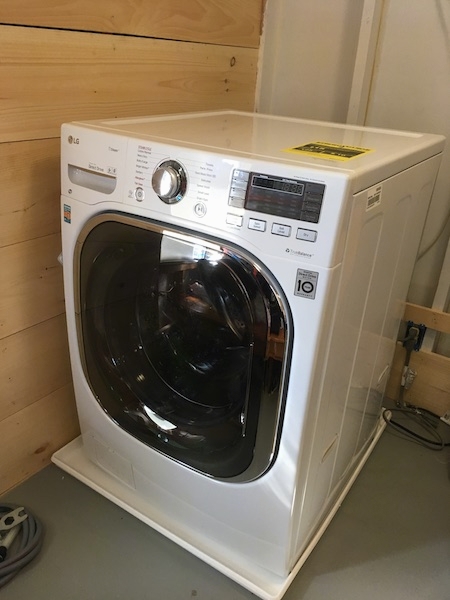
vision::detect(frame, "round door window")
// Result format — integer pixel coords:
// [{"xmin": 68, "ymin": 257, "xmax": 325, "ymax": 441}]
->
[{"xmin": 77, "ymin": 214, "xmax": 290, "ymax": 480}]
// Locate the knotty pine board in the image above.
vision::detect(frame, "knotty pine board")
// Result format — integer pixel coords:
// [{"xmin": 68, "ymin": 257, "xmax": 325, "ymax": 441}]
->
[
  {"xmin": 0, "ymin": 315, "xmax": 72, "ymax": 422},
  {"xmin": 0, "ymin": 233, "xmax": 64, "ymax": 339},
  {"xmin": 0, "ymin": 138, "xmax": 61, "ymax": 248},
  {"xmin": 0, "ymin": 0, "xmax": 263, "ymax": 48},
  {"xmin": 0, "ymin": 384, "xmax": 79, "ymax": 494},
  {"xmin": 0, "ymin": 25, "xmax": 258, "ymax": 143}
]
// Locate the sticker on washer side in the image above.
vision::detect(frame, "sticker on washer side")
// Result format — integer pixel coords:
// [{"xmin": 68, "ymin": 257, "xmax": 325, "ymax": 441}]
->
[
  {"xmin": 284, "ymin": 141, "xmax": 373, "ymax": 161},
  {"xmin": 294, "ymin": 269, "xmax": 319, "ymax": 299},
  {"xmin": 366, "ymin": 184, "xmax": 382, "ymax": 211},
  {"xmin": 63, "ymin": 204, "xmax": 71, "ymax": 223}
]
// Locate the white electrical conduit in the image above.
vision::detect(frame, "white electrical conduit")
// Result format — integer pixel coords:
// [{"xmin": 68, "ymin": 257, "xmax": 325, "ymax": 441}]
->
[{"xmin": 346, "ymin": 0, "xmax": 384, "ymax": 125}]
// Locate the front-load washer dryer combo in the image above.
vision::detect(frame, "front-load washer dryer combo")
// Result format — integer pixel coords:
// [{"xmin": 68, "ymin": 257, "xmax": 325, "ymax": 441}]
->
[{"xmin": 53, "ymin": 111, "xmax": 444, "ymax": 599}]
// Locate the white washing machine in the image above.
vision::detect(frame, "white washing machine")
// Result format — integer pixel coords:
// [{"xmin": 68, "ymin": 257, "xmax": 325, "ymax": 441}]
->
[{"xmin": 53, "ymin": 111, "xmax": 444, "ymax": 599}]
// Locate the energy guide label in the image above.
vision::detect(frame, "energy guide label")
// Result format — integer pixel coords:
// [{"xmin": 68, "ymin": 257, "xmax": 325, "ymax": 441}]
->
[{"xmin": 284, "ymin": 141, "xmax": 373, "ymax": 161}]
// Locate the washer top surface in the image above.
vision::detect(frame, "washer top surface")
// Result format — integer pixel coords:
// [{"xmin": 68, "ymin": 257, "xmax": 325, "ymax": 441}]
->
[{"xmin": 72, "ymin": 110, "xmax": 445, "ymax": 181}]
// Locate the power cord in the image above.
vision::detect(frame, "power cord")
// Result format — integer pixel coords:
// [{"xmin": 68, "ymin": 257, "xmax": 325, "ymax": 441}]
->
[
  {"xmin": 0, "ymin": 504, "xmax": 43, "ymax": 589},
  {"xmin": 383, "ymin": 406, "xmax": 450, "ymax": 451},
  {"xmin": 387, "ymin": 323, "xmax": 450, "ymax": 450}
]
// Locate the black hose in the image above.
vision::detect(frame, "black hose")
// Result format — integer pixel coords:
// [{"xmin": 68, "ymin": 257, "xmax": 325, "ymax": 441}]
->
[{"xmin": 0, "ymin": 503, "xmax": 43, "ymax": 588}]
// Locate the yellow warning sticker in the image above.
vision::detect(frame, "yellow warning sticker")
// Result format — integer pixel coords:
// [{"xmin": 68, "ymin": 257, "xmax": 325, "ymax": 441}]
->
[{"xmin": 284, "ymin": 141, "xmax": 373, "ymax": 161}]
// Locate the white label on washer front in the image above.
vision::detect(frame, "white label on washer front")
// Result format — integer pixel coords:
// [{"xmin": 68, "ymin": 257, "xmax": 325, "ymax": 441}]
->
[{"xmin": 294, "ymin": 269, "xmax": 319, "ymax": 299}]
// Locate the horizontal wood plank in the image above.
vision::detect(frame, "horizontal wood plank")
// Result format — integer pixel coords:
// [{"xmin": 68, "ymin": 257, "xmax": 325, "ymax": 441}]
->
[
  {"xmin": 0, "ymin": 26, "xmax": 258, "ymax": 143},
  {"xmin": 0, "ymin": 138, "xmax": 61, "ymax": 248},
  {"xmin": 0, "ymin": 384, "xmax": 79, "ymax": 494},
  {"xmin": 0, "ymin": 0, "xmax": 263, "ymax": 48},
  {"xmin": 386, "ymin": 342, "xmax": 450, "ymax": 416},
  {"xmin": 0, "ymin": 315, "xmax": 72, "ymax": 421},
  {"xmin": 404, "ymin": 302, "xmax": 450, "ymax": 335},
  {"xmin": 0, "ymin": 233, "xmax": 64, "ymax": 338}
]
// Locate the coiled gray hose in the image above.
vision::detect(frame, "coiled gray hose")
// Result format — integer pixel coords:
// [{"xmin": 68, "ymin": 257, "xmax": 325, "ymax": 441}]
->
[{"xmin": 0, "ymin": 503, "xmax": 43, "ymax": 588}]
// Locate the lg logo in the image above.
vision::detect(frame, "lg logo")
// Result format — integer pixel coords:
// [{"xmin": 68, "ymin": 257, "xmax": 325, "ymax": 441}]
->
[{"xmin": 68, "ymin": 135, "xmax": 80, "ymax": 145}]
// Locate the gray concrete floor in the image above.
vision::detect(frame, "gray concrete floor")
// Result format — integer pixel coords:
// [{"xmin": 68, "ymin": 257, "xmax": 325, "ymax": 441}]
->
[{"xmin": 2, "ymin": 422, "xmax": 450, "ymax": 599}]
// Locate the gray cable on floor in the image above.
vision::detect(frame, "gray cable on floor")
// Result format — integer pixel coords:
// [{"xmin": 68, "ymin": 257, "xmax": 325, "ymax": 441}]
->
[{"xmin": 0, "ymin": 503, "xmax": 43, "ymax": 588}]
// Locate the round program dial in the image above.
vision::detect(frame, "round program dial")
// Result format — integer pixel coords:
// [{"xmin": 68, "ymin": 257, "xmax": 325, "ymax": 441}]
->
[{"xmin": 152, "ymin": 160, "xmax": 187, "ymax": 204}]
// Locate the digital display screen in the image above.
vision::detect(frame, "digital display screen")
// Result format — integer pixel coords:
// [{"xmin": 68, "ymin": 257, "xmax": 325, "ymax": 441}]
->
[
  {"xmin": 243, "ymin": 172, "xmax": 325, "ymax": 223},
  {"xmin": 252, "ymin": 176, "xmax": 305, "ymax": 196}
]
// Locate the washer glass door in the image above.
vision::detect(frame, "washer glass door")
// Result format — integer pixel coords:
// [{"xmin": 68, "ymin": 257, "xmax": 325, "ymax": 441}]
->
[{"xmin": 76, "ymin": 214, "xmax": 290, "ymax": 480}]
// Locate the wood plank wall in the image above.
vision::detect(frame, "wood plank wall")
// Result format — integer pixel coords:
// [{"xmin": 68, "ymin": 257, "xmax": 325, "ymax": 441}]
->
[{"xmin": 0, "ymin": 1, "xmax": 263, "ymax": 494}]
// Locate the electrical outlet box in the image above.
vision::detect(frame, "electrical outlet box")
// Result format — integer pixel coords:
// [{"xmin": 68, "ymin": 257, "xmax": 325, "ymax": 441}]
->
[{"xmin": 404, "ymin": 321, "xmax": 427, "ymax": 351}]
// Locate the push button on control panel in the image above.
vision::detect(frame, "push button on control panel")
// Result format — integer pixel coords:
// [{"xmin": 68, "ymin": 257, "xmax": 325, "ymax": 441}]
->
[
  {"xmin": 248, "ymin": 218, "xmax": 267, "ymax": 232},
  {"xmin": 134, "ymin": 187, "xmax": 145, "ymax": 202},
  {"xmin": 194, "ymin": 202, "xmax": 207, "ymax": 217},
  {"xmin": 296, "ymin": 228, "xmax": 317, "ymax": 242},
  {"xmin": 226, "ymin": 213, "xmax": 243, "ymax": 227},
  {"xmin": 228, "ymin": 170, "xmax": 249, "ymax": 208},
  {"xmin": 271, "ymin": 223, "xmax": 291, "ymax": 237}
]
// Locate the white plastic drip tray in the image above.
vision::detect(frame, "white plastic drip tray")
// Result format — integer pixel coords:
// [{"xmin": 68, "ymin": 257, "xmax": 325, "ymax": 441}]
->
[{"xmin": 52, "ymin": 416, "xmax": 386, "ymax": 600}]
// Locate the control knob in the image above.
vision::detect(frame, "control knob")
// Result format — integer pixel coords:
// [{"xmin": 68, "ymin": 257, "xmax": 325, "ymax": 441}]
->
[{"xmin": 152, "ymin": 160, "xmax": 187, "ymax": 204}]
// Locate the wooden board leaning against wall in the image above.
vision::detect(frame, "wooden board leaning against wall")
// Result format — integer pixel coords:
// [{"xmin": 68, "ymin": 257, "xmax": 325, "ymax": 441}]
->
[
  {"xmin": 386, "ymin": 303, "xmax": 450, "ymax": 417},
  {"xmin": 0, "ymin": 1, "xmax": 263, "ymax": 494}
]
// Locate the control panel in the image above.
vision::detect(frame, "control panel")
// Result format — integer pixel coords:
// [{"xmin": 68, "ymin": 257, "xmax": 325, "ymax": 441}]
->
[
  {"xmin": 61, "ymin": 124, "xmax": 348, "ymax": 269},
  {"xmin": 226, "ymin": 169, "xmax": 325, "ymax": 249}
]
